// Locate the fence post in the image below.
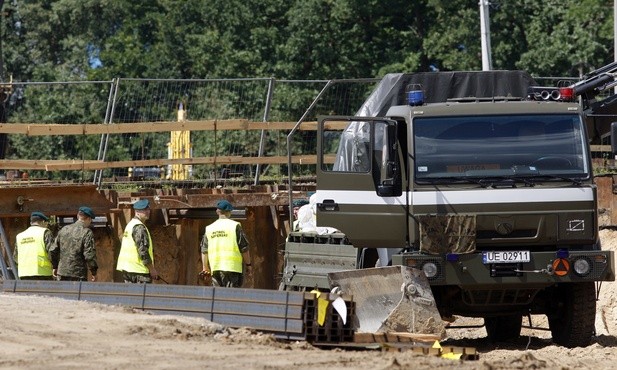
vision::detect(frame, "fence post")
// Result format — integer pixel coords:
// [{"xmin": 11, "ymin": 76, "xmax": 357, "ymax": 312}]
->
[{"xmin": 254, "ymin": 78, "xmax": 276, "ymax": 185}]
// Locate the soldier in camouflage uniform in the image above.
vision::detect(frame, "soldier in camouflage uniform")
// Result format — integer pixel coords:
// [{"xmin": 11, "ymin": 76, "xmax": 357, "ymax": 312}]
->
[
  {"xmin": 50, "ymin": 206, "xmax": 98, "ymax": 281},
  {"xmin": 200, "ymin": 200, "xmax": 251, "ymax": 288}
]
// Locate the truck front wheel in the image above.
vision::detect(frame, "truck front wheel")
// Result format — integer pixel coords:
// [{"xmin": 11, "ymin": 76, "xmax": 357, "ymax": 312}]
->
[{"xmin": 547, "ymin": 282, "xmax": 596, "ymax": 348}]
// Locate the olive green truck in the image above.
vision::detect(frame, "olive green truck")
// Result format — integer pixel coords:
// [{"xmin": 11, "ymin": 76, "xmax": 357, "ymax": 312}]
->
[{"xmin": 281, "ymin": 68, "xmax": 617, "ymax": 347}]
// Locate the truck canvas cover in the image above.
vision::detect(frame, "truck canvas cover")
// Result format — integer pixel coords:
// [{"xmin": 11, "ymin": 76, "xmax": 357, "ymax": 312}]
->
[{"xmin": 334, "ymin": 71, "xmax": 537, "ymax": 171}]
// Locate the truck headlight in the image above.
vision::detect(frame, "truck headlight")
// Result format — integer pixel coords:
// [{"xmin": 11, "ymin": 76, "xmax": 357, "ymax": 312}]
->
[
  {"xmin": 422, "ymin": 262, "xmax": 438, "ymax": 278},
  {"xmin": 573, "ymin": 257, "xmax": 591, "ymax": 277}
]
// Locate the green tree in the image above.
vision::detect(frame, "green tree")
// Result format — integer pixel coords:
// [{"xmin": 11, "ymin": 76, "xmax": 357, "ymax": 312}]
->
[
  {"xmin": 1, "ymin": 0, "xmax": 616, "ymax": 182},
  {"xmin": 517, "ymin": 0, "xmax": 613, "ymax": 77}
]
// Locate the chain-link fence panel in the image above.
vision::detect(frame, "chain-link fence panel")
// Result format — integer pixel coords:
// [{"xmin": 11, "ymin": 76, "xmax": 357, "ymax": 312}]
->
[
  {"xmin": 283, "ymin": 78, "xmax": 380, "ymax": 182},
  {"xmin": 98, "ymin": 78, "xmax": 377, "ymax": 187},
  {"xmin": 4, "ymin": 75, "xmax": 596, "ymax": 186},
  {"xmin": 1, "ymin": 81, "xmax": 113, "ymax": 182}
]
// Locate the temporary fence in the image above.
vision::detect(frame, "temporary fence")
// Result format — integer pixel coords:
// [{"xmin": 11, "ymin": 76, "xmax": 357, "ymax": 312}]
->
[
  {"xmin": 0, "ymin": 77, "xmax": 379, "ymax": 186},
  {"xmin": 1, "ymin": 74, "xmax": 609, "ymax": 187}
]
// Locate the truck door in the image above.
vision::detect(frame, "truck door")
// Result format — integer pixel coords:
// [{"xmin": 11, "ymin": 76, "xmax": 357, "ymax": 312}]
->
[{"xmin": 316, "ymin": 116, "xmax": 407, "ymax": 248}]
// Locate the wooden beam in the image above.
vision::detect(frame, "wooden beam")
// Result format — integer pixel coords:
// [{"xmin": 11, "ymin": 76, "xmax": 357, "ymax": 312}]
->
[
  {"xmin": 591, "ymin": 145, "xmax": 612, "ymax": 152},
  {"xmin": 1, "ymin": 154, "xmax": 335, "ymax": 171},
  {"xmin": 0, "ymin": 124, "xmax": 29, "ymax": 134},
  {"xmin": 0, "ymin": 119, "xmax": 353, "ymax": 136},
  {"xmin": 0, "ymin": 156, "xmax": 308, "ymax": 170},
  {"xmin": 0, "ymin": 159, "xmax": 101, "ymax": 170},
  {"xmin": 0, "ymin": 185, "xmax": 114, "ymax": 217},
  {"xmin": 120, "ymin": 192, "xmax": 292, "ymax": 209}
]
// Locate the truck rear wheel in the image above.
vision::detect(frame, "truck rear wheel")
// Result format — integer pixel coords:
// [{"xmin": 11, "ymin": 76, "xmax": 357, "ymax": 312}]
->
[
  {"xmin": 548, "ymin": 282, "xmax": 596, "ymax": 348},
  {"xmin": 484, "ymin": 314, "xmax": 522, "ymax": 342}
]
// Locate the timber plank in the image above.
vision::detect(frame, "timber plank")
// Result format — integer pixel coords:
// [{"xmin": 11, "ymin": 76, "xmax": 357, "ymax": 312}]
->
[
  {"xmin": 0, "ymin": 120, "xmax": 338, "ymax": 135},
  {"xmin": 0, "ymin": 154, "xmax": 334, "ymax": 171},
  {"xmin": 353, "ymin": 332, "xmax": 442, "ymax": 344}
]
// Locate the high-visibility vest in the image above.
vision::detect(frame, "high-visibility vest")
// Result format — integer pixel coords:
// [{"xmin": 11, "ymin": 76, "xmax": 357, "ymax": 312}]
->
[
  {"xmin": 116, "ymin": 218, "xmax": 153, "ymax": 274},
  {"xmin": 206, "ymin": 218, "xmax": 243, "ymax": 273},
  {"xmin": 16, "ymin": 226, "xmax": 52, "ymax": 277}
]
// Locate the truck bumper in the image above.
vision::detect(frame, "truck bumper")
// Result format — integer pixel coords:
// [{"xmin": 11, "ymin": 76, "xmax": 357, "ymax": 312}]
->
[{"xmin": 393, "ymin": 250, "xmax": 615, "ymax": 288}]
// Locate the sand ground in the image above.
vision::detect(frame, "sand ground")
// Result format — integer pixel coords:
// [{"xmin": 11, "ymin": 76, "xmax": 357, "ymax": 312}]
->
[{"xmin": 2, "ymin": 229, "xmax": 617, "ymax": 369}]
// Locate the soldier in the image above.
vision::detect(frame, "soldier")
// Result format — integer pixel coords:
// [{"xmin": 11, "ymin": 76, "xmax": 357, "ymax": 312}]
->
[
  {"xmin": 14, "ymin": 211, "xmax": 54, "ymax": 280},
  {"xmin": 291, "ymin": 199, "xmax": 309, "ymax": 231},
  {"xmin": 116, "ymin": 199, "xmax": 159, "ymax": 283},
  {"xmin": 50, "ymin": 206, "xmax": 98, "ymax": 281},
  {"xmin": 200, "ymin": 200, "xmax": 251, "ymax": 288}
]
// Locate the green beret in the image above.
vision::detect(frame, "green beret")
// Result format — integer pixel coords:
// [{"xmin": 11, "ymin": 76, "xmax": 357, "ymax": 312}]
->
[
  {"xmin": 79, "ymin": 206, "xmax": 95, "ymax": 219},
  {"xmin": 133, "ymin": 199, "xmax": 150, "ymax": 210},
  {"xmin": 30, "ymin": 211, "xmax": 49, "ymax": 222},
  {"xmin": 216, "ymin": 199, "xmax": 233, "ymax": 211},
  {"xmin": 293, "ymin": 199, "xmax": 309, "ymax": 208}
]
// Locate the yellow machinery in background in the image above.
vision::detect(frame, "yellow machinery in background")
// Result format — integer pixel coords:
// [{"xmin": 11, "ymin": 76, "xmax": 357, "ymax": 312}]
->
[{"xmin": 167, "ymin": 103, "xmax": 192, "ymax": 180}]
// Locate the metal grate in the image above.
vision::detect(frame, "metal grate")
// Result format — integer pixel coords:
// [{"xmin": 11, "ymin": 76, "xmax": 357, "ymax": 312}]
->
[{"xmin": 303, "ymin": 293, "xmax": 355, "ymax": 344}]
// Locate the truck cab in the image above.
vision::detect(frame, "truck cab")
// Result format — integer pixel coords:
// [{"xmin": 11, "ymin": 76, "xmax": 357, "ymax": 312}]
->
[{"xmin": 282, "ymin": 71, "xmax": 615, "ymax": 348}]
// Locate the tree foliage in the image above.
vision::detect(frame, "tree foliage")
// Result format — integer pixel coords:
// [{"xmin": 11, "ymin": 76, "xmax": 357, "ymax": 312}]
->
[
  {"xmin": 0, "ymin": 0, "xmax": 614, "ymax": 180},
  {"xmin": 3, "ymin": 0, "xmax": 612, "ymax": 82}
]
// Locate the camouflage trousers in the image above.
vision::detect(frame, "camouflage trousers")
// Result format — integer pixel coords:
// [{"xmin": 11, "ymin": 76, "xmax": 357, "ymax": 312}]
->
[
  {"xmin": 121, "ymin": 271, "xmax": 153, "ymax": 284},
  {"xmin": 211, "ymin": 271, "xmax": 243, "ymax": 288}
]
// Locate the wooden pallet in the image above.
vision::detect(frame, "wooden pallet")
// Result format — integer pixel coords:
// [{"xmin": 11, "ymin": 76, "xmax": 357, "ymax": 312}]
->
[
  {"xmin": 352, "ymin": 332, "xmax": 479, "ymax": 360},
  {"xmin": 354, "ymin": 332, "xmax": 441, "ymax": 343}
]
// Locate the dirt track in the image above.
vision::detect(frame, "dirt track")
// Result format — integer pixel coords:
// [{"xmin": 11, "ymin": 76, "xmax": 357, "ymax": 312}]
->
[{"xmin": 1, "ymin": 229, "xmax": 616, "ymax": 369}]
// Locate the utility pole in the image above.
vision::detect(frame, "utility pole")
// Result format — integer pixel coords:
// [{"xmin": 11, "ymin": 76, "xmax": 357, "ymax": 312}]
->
[
  {"xmin": 0, "ymin": 0, "xmax": 5, "ymax": 81},
  {"xmin": 479, "ymin": 0, "xmax": 493, "ymax": 71},
  {"xmin": 0, "ymin": 0, "xmax": 8, "ymax": 161}
]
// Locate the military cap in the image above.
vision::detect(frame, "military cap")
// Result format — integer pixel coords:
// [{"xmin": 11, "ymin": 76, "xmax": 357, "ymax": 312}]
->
[
  {"xmin": 133, "ymin": 199, "xmax": 150, "ymax": 210},
  {"xmin": 78, "ymin": 206, "xmax": 95, "ymax": 219},
  {"xmin": 293, "ymin": 199, "xmax": 309, "ymax": 208},
  {"xmin": 30, "ymin": 211, "xmax": 49, "ymax": 222},
  {"xmin": 216, "ymin": 199, "xmax": 233, "ymax": 211}
]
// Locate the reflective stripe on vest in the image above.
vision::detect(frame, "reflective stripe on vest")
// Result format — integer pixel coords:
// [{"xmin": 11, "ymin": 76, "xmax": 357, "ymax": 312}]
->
[
  {"xmin": 206, "ymin": 218, "xmax": 242, "ymax": 273},
  {"xmin": 16, "ymin": 226, "xmax": 52, "ymax": 277},
  {"xmin": 116, "ymin": 218, "xmax": 153, "ymax": 274}
]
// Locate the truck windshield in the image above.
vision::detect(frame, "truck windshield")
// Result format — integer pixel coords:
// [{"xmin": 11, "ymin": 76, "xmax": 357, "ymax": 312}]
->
[{"xmin": 413, "ymin": 114, "xmax": 589, "ymax": 183}]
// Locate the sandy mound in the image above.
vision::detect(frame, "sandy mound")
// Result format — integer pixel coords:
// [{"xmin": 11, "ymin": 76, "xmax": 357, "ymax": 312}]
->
[{"xmin": 596, "ymin": 228, "xmax": 617, "ymax": 336}]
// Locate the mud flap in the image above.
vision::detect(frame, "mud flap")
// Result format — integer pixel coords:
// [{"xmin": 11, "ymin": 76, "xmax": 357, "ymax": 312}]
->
[{"xmin": 328, "ymin": 266, "xmax": 446, "ymax": 338}]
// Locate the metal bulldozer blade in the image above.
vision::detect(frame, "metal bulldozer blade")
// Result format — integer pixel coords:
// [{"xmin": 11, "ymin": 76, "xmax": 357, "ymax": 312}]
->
[{"xmin": 328, "ymin": 266, "xmax": 446, "ymax": 338}]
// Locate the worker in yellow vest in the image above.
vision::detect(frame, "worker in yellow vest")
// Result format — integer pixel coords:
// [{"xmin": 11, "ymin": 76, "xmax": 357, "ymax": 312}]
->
[
  {"xmin": 116, "ymin": 199, "xmax": 159, "ymax": 283},
  {"xmin": 200, "ymin": 200, "xmax": 251, "ymax": 287},
  {"xmin": 13, "ymin": 211, "xmax": 54, "ymax": 280}
]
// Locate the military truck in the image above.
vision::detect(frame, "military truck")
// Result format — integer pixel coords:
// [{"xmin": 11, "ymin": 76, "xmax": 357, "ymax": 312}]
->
[{"xmin": 281, "ymin": 68, "xmax": 616, "ymax": 347}]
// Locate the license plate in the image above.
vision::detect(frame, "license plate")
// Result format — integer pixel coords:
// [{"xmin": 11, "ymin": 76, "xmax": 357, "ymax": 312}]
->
[{"xmin": 482, "ymin": 250, "xmax": 530, "ymax": 264}]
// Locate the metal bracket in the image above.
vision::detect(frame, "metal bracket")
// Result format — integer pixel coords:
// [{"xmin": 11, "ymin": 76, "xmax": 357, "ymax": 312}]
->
[{"xmin": 16, "ymin": 196, "xmax": 33, "ymax": 212}]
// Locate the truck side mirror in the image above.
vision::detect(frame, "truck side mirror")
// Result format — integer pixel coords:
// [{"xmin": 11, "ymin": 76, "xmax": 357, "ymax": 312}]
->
[{"xmin": 376, "ymin": 122, "xmax": 402, "ymax": 197}]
